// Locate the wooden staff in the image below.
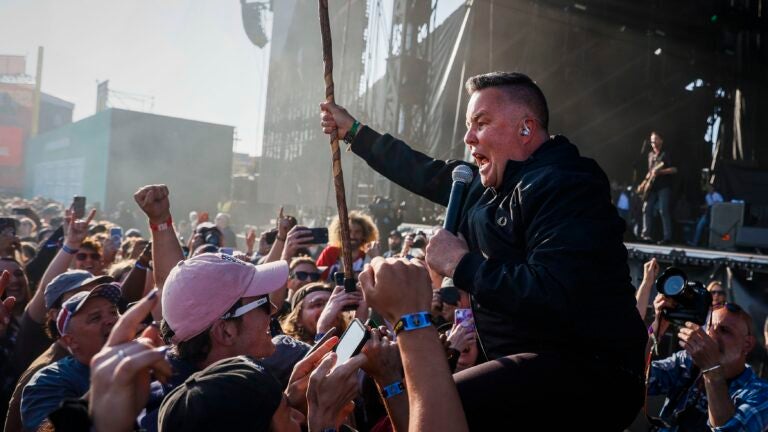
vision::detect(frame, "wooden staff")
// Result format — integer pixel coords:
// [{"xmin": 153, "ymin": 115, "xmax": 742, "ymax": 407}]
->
[{"xmin": 318, "ymin": 0, "xmax": 354, "ymax": 286}]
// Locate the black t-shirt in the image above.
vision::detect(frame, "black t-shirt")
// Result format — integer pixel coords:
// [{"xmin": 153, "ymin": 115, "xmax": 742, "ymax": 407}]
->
[{"xmin": 648, "ymin": 150, "xmax": 674, "ymax": 191}]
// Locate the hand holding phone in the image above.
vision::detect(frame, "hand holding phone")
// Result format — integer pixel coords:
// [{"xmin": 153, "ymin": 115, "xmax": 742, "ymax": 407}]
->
[
  {"xmin": 454, "ymin": 308, "xmax": 475, "ymax": 332},
  {"xmin": 308, "ymin": 227, "xmax": 329, "ymax": 244},
  {"xmin": 333, "ymin": 319, "xmax": 370, "ymax": 365},
  {"xmin": 110, "ymin": 227, "xmax": 123, "ymax": 249},
  {"xmin": 72, "ymin": 196, "xmax": 86, "ymax": 219}
]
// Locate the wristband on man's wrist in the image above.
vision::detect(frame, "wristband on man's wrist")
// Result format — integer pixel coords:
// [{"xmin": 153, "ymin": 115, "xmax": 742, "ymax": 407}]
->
[
  {"xmin": 393, "ymin": 311, "xmax": 433, "ymax": 335},
  {"xmin": 61, "ymin": 244, "xmax": 79, "ymax": 255},
  {"xmin": 343, "ymin": 120, "xmax": 361, "ymax": 144},
  {"xmin": 381, "ymin": 380, "xmax": 405, "ymax": 399},
  {"xmin": 149, "ymin": 217, "xmax": 173, "ymax": 232}
]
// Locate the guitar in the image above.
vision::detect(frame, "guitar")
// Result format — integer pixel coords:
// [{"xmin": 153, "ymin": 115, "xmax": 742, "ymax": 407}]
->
[{"xmin": 637, "ymin": 161, "xmax": 664, "ymax": 202}]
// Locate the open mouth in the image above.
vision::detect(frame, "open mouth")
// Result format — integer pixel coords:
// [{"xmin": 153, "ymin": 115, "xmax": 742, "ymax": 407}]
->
[{"xmin": 473, "ymin": 153, "xmax": 490, "ymax": 174}]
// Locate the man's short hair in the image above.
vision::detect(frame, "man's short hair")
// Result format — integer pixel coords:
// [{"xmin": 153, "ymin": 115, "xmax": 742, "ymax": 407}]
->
[
  {"xmin": 465, "ymin": 71, "xmax": 549, "ymax": 129},
  {"xmin": 289, "ymin": 256, "xmax": 317, "ymax": 272}
]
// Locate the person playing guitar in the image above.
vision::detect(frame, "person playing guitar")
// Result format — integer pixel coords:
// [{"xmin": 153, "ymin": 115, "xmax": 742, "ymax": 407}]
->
[{"xmin": 639, "ymin": 131, "xmax": 677, "ymax": 244}]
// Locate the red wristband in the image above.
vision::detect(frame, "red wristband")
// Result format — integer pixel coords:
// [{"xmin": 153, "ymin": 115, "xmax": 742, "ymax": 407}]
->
[{"xmin": 149, "ymin": 217, "xmax": 173, "ymax": 232}]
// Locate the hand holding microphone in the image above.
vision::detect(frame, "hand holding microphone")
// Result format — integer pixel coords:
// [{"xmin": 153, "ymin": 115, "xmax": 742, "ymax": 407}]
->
[{"xmin": 425, "ymin": 166, "xmax": 474, "ymax": 278}]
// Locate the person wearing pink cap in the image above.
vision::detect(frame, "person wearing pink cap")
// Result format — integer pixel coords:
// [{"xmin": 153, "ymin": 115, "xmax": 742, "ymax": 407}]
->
[
  {"xmin": 136, "ymin": 214, "xmax": 291, "ymax": 431},
  {"xmin": 133, "ymin": 184, "xmax": 319, "ymax": 432},
  {"xmin": 140, "ymin": 251, "xmax": 289, "ymax": 431},
  {"xmin": 159, "ymin": 252, "xmax": 288, "ymax": 361}
]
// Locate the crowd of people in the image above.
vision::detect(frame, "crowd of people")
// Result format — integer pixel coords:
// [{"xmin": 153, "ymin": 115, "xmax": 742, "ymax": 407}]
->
[
  {"xmin": 0, "ymin": 71, "xmax": 766, "ymax": 431},
  {"xmin": 0, "ymin": 186, "xmax": 475, "ymax": 432}
]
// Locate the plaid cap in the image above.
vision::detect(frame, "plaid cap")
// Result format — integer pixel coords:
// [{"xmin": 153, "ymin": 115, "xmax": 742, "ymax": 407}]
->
[
  {"xmin": 56, "ymin": 282, "xmax": 122, "ymax": 335},
  {"xmin": 158, "ymin": 356, "xmax": 282, "ymax": 432}
]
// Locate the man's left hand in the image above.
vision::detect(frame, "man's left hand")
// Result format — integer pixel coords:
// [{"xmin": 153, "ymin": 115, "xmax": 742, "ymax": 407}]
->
[
  {"xmin": 678, "ymin": 322, "xmax": 720, "ymax": 370},
  {"xmin": 426, "ymin": 228, "xmax": 469, "ymax": 278}
]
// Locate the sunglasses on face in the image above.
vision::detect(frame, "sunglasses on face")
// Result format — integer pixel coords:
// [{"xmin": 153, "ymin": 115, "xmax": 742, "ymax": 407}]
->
[
  {"xmin": 221, "ymin": 296, "xmax": 272, "ymax": 320},
  {"xmin": 75, "ymin": 252, "xmax": 101, "ymax": 261},
  {"xmin": 710, "ymin": 290, "xmax": 726, "ymax": 296},
  {"xmin": 291, "ymin": 271, "xmax": 321, "ymax": 282}
]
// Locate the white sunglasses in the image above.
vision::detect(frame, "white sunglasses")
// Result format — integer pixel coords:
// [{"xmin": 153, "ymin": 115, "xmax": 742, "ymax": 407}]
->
[{"xmin": 220, "ymin": 296, "xmax": 271, "ymax": 320}]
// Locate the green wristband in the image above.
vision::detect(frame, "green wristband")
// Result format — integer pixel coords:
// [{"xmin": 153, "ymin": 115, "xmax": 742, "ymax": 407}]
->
[{"xmin": 343, "ymin": 120, "xmax": 361, "ymax": 144}]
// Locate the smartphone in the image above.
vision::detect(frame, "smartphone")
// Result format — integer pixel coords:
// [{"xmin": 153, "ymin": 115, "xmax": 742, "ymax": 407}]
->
[
  {"xmin": 304, "ymin": 327, "xmax": 338, "ymax": 358},
  {"xmin": 308, "ymin": 227, "xmax": 329, "ymax": 244},
  {"xmin": 334, "ymin": 319, "xmax": 370, "ymax": 365},
  {"xmin": 72, "ymin": 196, "xmax": 86, "ymax": 219},
  {"xmin": 265, "ymin": 230, "xmax": 278, "ymax": 245},
  {"xmin": 455, "ymin": 308, "xmax": 475, "ymax": 331},
  {"xmin": 334, "ymin": 271, "xmax": 359, "ymax": 309},
  {"xmin": 110, "ymin": 227, "xmax": 123, "ymax": 249}
]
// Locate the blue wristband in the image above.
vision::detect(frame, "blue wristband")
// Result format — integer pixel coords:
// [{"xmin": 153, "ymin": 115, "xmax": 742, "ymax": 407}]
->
[
  {"xmin": 393, "ymin": 312, "xmax": 433, "ymax": 335},
  {"xmin": 381, "ymin": 380, "xmax": 405, "ymax": 399},
  {"xmin": 61, "ymin": 244, "xmax": 79, "ymax": 255}
]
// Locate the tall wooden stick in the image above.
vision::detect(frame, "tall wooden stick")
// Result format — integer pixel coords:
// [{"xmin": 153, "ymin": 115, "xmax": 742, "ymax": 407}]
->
[{"xmin": 319, "ymin": 0, "xmax": 354, "ymax": 283}]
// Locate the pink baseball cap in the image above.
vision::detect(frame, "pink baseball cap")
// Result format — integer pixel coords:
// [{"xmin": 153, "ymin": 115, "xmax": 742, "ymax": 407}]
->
[{"xmin": 162, "ymin": 253, "xmax": 288, "ymax": 344}]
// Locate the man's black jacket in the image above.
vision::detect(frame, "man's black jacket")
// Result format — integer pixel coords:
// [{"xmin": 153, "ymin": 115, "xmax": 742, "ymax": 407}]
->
[{"xmin": 352, "ymin": 127, "xmax": 648, "ymax": 365}]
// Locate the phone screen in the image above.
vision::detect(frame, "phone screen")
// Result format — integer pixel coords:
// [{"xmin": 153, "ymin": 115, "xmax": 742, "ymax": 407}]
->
[
  {"xmin": 72, "ymin": 196, "xmax": 86, "ymax": 219},
  {"xmin": 110, "ymin": 227, "xmax": 123, "ymax": 248},
  {"xmin": 335, "ymin": 319, "xmax": 367, "ymax": 365},
  {"xmin": 455, "ymin": 308, "xmax": 475, "ymax": 331},
  {"xmin": 309, "ymin": 227, "xmax": 329, "ymax": 244},
  {"xmin": 265, "ymin": 230, "xmax": 278, "ymax": 245}
]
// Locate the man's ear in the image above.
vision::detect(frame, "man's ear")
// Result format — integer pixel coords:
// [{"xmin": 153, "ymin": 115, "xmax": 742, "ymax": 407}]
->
[
  {"xmin": 60, "ymin": 334, "xmax": 75, "ymax": 351},
  {"xmin": 743, "ymin": 335, "xmax": 756, "ymax": 356},
  {"xmin": 209, "ymin": 320, "xmax": 237, "ymax": 347}
]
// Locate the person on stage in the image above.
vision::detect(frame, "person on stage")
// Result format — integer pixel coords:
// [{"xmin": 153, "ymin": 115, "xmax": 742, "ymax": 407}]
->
[
  {"xmin": 640, "ymin": 131, "xmax": 677, "ymax": 244},
  {"xmin": 320, "ymin": 71, "xmax": 647, "ymax": 429}
]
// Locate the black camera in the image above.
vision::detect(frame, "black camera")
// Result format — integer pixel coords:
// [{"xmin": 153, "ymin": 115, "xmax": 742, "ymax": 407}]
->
[
  {"xmin": 196, "ymin": 222, "xmax": 222, "ymax": 247},
  {"xmin": 656, "ymin": 267, "xmax": 712, "ymax": 326},
  {"xmin": 412, "ymin": 232, "xmax": 427, "ymax": 249}
]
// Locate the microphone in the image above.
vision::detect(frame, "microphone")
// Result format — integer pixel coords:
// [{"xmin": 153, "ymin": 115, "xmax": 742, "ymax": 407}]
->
[{"xmin": 443, "ymin": 165, "xmax": 474, "ymax": 234}]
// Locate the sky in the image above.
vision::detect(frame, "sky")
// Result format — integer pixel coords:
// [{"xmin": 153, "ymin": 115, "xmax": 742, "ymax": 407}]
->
[{"xmin": 0, "ymin": 0, "xmax": 464, "ymax": 156}]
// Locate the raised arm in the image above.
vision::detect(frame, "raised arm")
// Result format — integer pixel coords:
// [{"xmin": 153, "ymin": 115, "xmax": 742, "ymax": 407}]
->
[
  {"xmin": 29, "ymin": 209, "xmax": 95, "ymax": 323},
  {"xmin": 359, "ymin": 257, "xmax": 468, "ymax": 432},
  {"xmin": 321, "ymin": 101, "xmax": 467, "ymax": 206},
  {"xmin": 133, "ymin": 185, "xmax": 183, "ymax": 319},
  {"xmin": 635, "ymin": 258, "xmax": 659, "ymax": 320}
]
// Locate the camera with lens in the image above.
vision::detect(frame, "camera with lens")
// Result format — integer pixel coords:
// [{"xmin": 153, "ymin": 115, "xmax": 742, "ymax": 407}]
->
[
  {"xmin": 412, "ymin": 232, "xmax": 427, "ymax": 249},
  {"xmin": 196, "ymin": 222, "xmax": 222, "ymax": 247},
  {"xmin": 656, "ymin": 267, "xmax": 712, "ymax": 326}
]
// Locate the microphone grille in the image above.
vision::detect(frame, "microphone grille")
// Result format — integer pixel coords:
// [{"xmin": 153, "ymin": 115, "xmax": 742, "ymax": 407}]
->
[{"xmin": 451, "ymin": 165, "xmax": 474, "ymax": 184}]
